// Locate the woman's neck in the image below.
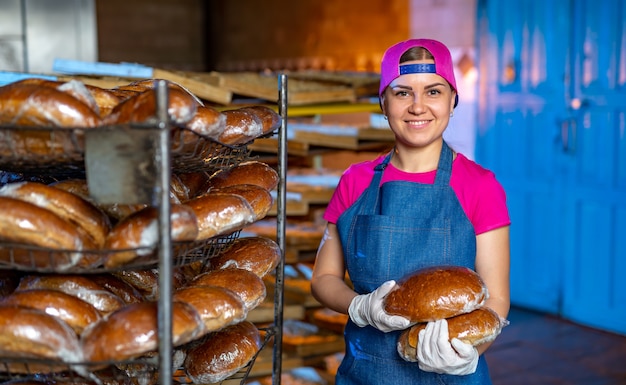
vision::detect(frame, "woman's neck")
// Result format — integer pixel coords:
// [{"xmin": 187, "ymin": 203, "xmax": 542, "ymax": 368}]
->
[{"xmin": 390, "ymin": 141, "xmax": 444, "ymax": 173}]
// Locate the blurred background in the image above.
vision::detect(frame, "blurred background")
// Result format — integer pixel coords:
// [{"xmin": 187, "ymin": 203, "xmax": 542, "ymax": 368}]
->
[{"xmin": 0, "ymin": 0, "xmax": 624, "ymax": 383}]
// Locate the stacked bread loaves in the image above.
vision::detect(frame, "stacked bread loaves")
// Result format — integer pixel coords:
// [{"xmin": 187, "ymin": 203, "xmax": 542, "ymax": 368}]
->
[
  {"xmin": 0, "ymin": 158, "xmax": 278, "ymax": 270},
  {"xmin": 382, "ymin": 265, "xmax": 507, "ymax": 362},
  {"xmin": 0, "ymin": 235, "xmax": 281, "ymax": 379},
  {"xmin": 0, "ymin": 78, "xmax": 282, "ymax": 173}
]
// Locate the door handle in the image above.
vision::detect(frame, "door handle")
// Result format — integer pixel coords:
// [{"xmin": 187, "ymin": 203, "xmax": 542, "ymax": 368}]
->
[{"xmin": 560, "ymin": 117, "xmax": 577, "ymax": 154}]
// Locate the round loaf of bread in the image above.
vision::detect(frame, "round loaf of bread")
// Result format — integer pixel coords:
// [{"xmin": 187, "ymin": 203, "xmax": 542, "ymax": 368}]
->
[
  {"xmin": 184, "ymin": 320, "xmax": 262, "ymax": 384},
  {"xmin": 209, "ymin": 236, "xmax": 281, "ymax": 278},
  {"xmin": 210, "ymin": 184, "xmax": 273, "ymax": 220},
  {"xmin": 0, "ymin": 288, "xmax": 101, "ymax": 335},
  {"xmin": 218, "ymin": 108, "xmax": 264, "ymax": 145},
  {"xmin": 0, "ymin": 181, "xmax": 111, "ymax": 248},
  {"xmin": 103, "ymin": 204, "xmax": 199, "ymax": 268},
  {"xmin": 173, "ymin": 285, "xmax": 246, "ymax": 333},
  {"xmin": 188, "ymin": 268, "xmax": 266, "ymax": 311},
  {"xmin": 16, "ymin": 274, "xmax": 125, "ymax": 315},
  {"xmin": 397, "ymin": 307, "xmax": 506, "ymax": 362},
  {"xmin": 0, "ymin": 304, "xmax": 83, "ymax": 365},
  {"xmin": 81, "ymin": 300, "xmax": 205, "ymax": 362},
  {"xmin": 383, "ymin": 266, "xmax": 488, "ymax": 323},
  {"xmin": 185, "ymin": 192, "xmax": 256, "ymax": 241},
  {"xmin": 205, "ymin": 161, "xmax": 279, "ymax": 191}
]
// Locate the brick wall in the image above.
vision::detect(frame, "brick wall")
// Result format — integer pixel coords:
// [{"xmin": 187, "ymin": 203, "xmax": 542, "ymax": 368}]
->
[{"xmin": 96, "ymin": 0, "xmax": 206, "ymax": 71}]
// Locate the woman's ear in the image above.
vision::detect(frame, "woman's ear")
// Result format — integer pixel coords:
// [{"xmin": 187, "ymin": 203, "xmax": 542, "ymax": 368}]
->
[
  {"xmin": 379, "ymin": 95, "xmax": 387, "ymax": 116},
  {"xmin": 450, "ymin": 91, "xmax": 457, "ymax": 111}
]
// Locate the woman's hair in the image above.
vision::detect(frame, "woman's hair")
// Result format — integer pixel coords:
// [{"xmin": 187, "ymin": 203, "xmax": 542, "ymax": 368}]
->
[{"xmin": 399, "ymin": 47, "xmax": 434, "ymax": 63}]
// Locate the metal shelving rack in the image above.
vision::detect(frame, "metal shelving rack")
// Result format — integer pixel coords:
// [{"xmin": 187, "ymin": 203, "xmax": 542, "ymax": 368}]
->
[
  {"xmin": 0, "ymin": 75, "xmax": 288, "ymax": 385},
  {"xmin": 151, "ymin": 75, "xmax": 289, "ymax": 385}
]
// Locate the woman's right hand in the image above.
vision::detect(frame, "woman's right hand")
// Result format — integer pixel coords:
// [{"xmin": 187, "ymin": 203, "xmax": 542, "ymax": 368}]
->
[{"xmin": 348, "ymin": 280, "xmax": 411, "ymax": 332}]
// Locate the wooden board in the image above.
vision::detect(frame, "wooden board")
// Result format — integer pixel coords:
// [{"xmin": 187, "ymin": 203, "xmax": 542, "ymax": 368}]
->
[
  {"xmin": 282, "ymin": 334, "xmax": 345, "ymax": 357},
  {"xmin": 249, "ymin": 124, "xmax": 394, "ymax": 155},
  {"xmin": 205, "ymin": 71, "xmax": 357, "ymax": 105},
  {"xmin": 247, "ymin": 302, "xmax": 305, "ymax": 323},
  {"xmin": 152, "ymin": 68, "xmax": 232, "ymax": 104}
]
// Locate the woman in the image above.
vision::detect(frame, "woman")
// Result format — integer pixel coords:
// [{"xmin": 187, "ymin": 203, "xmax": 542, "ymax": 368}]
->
[{"xmin": 310, "ymin": 38, "xmax": 511, "ymax": 384}]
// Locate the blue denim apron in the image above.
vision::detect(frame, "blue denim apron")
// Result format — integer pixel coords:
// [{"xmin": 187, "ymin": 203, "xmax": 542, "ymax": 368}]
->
[{"xmin": 335, "ymin": 142, "xmax": 492, "ymax": 385}]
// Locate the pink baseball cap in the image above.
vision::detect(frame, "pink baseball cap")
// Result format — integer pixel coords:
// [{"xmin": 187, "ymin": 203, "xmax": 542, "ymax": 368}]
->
[{"xmin": 379, "ymin": 38, "xmax": 458, "ymax": 106}]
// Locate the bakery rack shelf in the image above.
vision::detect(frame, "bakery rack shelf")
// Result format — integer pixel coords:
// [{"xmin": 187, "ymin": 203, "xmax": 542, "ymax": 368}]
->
[{"xmin": 0, "ymin": 77, "xmax": 290, "ymax": 385}]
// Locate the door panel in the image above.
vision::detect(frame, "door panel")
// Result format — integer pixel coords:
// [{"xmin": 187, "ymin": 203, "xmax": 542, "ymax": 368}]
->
[
  {"xmin": 561, "ymin": 0, "xmax": 626, "ymax": 333},
  {"xmin": 478, "ymin": 0, "xmax": 626, "ymax": 335},
  {"xmin": 476, "ymin": 0, "xmax": 569, "ymax": 314}
]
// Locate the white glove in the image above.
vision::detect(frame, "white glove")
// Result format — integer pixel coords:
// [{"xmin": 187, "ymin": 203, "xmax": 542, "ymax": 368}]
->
[
  {"xmin": 348, "ymin": 280, "xmax": 411, "ymax": 332},
  {"xmin": 417, "ymin": 319, "xmax": 479, "ymax": 375}
]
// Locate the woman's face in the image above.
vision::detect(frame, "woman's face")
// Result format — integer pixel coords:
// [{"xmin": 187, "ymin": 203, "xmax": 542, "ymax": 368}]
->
[{"xmin": 381, "ymin": 59, "xmax": 457, "ymax": 150}]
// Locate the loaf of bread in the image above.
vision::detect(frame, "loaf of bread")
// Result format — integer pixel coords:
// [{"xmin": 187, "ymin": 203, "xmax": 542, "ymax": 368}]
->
[
  {"xmin": 185, "ymin": 192, "xmax": 256, "ymax": 241},
  {"xmin": 0, "ymin": 80, "xmax": 102, "ymax": 128},
  {"xmin": 188, "ymin": 268, "xmax": 266, "ymax": 311},
  {"xmin": 209, "ymin": 236, "xmax": 281, "ymax": 278},
  {"xmin": 397, "ymin": 307, "xmax": 506, "ymax": 362},
  {"xmin": 205, "ymin": 161, "xmax": 279, "ymax": 191},
  {"xmin": 50, "ymin": 178, "xmax": 147, "ymax": 222},
  {"xmin": 218, "ymin": 108, "xmax": 264, "ymax": 145},
  {"xmin": 170, "ymin": 174, "xmax": 192, "ymax": 202},
  {"xmin": 112, "ymin": 269, "xmax": 160, "ymax": 301},
  {"xmin": 383, "ymin": 266, "xmax": 488, "ymax": 323},
  {"xmin": 0, "ymin": 288, "xmax": 101, "ymax": 335},
  {"xmin": 81, "ymin": 300, "xmax": 205, "ymax": 362},
  {"xmin": 239, "ymin": 105, "xmax": 282, "ymax": 136},
  {"xmin": 13, "ymin": 78, "xmax": 101, "ymax": 116},
  {"xmin": 177, "ymin": 171, "xmax": 211, "ymax": 199},
  {"xmin": 173, "ymin": 285, "xmax": 246, "ymax": 333},
  {"xmin": 0, "ymin": 181, "xmax": 111, "ymax": 248},
  {"xmin": 114, "ymin": 78, "xmax": 204, "ymax": 106},
  {"xmin": 0, "ymin": 197, "xmax": 97, "ymax": 270},
  {"xmin": 16, "ymin": 274, "xmax": 125, "ymax": 315},
  {"xmin": 103, "ymin": 204, "xmax": 199, "ymax": 268},
  {"xmin": 89, "ymin": 274, "xmax": 145, "ymax": 304},
  {"xmin": 184, "ymin": 105, "xmax": 226, "ymax": 140},
  {"xmin": 184, "ymin": 320, "xmax": 262, "ymax": 384},
  {"xmin": 84, "ymin": 84, "xmax": 122, "ymax": 117},
  {"xmin": 104, "ymin": 87, "xmax": 198, "ymax": 126},
  {"xmin": 0, "ymin": 304, "xmax": 83, "ymax": 368},
  {"xmin": 210, "ymin": 184, "xmax": 273, "ymax": 220}
]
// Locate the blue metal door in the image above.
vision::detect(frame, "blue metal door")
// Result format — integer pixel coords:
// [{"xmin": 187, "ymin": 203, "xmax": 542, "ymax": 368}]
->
[
  {"xmin": 560, "ymin": 0, "xmax": 626, "ymax": 335},
  {"xmin": 477, "ymin": 0, "xmax": 626, "ymax": 335},
  {"xmin": 476, "ymin": 0, "xmax": 570, "ymax": 314}
]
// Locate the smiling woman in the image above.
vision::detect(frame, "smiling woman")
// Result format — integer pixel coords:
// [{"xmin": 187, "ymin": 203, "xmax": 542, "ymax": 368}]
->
[{"xmin": 310, "ymin": 38, "xmax": 511, "ymax": 385}]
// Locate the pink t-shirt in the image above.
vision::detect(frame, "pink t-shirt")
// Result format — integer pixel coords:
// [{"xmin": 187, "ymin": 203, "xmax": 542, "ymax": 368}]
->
[{"xmin": 323, "ymin": 153, "xmax": 510, "ymax": 235}]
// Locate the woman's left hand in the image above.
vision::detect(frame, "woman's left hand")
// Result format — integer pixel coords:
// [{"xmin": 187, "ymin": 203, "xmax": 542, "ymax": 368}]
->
[{"xmin": 417, "ymin": 319, "xmax": 479, "ymax": 375}]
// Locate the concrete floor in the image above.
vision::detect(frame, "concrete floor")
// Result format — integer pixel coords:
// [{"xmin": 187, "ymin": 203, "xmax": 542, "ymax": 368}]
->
[{"xmin": 485, "ymin": 307, "xmax": 626, "ymax": 385}]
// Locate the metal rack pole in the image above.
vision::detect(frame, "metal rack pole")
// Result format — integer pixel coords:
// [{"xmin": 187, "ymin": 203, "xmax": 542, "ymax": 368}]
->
[
  {"xmin": 155, "ymin": 80, "xmax": 174, "ymax": 384},
  {"xmin": 272, "ymin": 73, "xmax": 288, "ymax": 385}
]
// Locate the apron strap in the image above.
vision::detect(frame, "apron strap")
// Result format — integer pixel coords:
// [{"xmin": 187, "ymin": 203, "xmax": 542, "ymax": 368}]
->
[{"xmin": 434, "ymin": 141, "xmax": 453, "ymax": 186}]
